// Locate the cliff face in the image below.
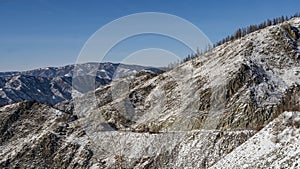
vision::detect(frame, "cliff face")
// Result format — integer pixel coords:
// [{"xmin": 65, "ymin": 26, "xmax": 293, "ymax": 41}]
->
[{"xmin": 1, "ymin": 17, "xmax": 300, "ymax": 168}]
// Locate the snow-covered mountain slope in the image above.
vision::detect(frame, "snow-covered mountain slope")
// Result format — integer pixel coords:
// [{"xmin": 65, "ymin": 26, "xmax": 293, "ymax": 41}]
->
[
  {"xmin": 70, "ymin": 17, "xmax": 300, "ymax": 133},
  {"xmin": 0, "ymin": 75, "xmax": 74, "ymax": 105},
  {"xmin": 211, "ymin": 111, "xmax": 300, "ymax": 169},
  {"xmin": 0, "ymin": 101, "xmax": 93, "ymax": 168},
  {"xmin": 0, "ymin": 101, "xmax": 255, "ymax": 169},
  {"xmin": 1, "ymin": 17, "xmax": 300, "ymax": 168},
  {"xmin": 54, "ymin": 17, "xmax": 300, "ymax": 167},
  {"xmin": 0, "ymin": 63, "xmax": 162, "ymax": 106}
]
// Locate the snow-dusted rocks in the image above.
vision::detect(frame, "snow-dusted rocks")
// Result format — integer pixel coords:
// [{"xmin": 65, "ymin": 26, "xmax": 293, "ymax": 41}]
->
[{"xmin": 211, "ymin": 111, "xmax": 300, "ymax": 169}]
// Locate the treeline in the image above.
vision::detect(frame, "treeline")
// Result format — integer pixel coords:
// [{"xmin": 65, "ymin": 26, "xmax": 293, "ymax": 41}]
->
[
  {"xmin": 182, "ymin": 46, "xmax": 211, "ymax": 63},
  {"xmin": 178, "ymin": 45, "xmax": 212, "ymax": 64},
  {"xmin": 214, "ymin": 12, "xmax": 300, "ymax": 47},
  {"xmin": 180, "ymin": 12, "xmax": 300, "ymax": 64}
]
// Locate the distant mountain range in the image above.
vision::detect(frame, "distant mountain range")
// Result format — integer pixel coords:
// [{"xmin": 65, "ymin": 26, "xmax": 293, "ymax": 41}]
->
[{"xmin": 0, "ymin": 62, "xmax": 162, "ymax": 106}]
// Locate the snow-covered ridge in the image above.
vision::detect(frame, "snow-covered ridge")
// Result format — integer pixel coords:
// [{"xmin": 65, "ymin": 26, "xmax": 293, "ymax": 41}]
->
[
  {"xmin": 63, "ymin": 17, "xmax": 300, "ymax": 167},
  {"xmin": 70, "ymin": 17, "xmax": 300, "ymax": 133}
]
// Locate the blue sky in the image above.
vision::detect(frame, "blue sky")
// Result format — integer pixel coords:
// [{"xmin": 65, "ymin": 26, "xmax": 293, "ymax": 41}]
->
[{"xmin": 1, "ymin": 0, "xmax": 300, "ymax": 71}]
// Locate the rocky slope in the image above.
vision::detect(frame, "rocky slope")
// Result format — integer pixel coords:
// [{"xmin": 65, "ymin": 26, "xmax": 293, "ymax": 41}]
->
[
  {"xmin": 0, "ymin": 101, "xmax": 255, "ymax": 169},
  {"xmin": 211, "ymin": 111, "xmax": 300, "ymax": 169},
  {"xmin": 1, "ymin": 17, "xmax": 300, "ymax": 168},
  {"xmin": 0, "ymin": 101, "xmax": 93, "ymax": 168},
  {"xmin": 70, "ymin": 17, "xmax": 300, "ymax": 133},
  {"xmin": 0, "ymin": 63, "xmax": 161, "ymax": 106}
]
